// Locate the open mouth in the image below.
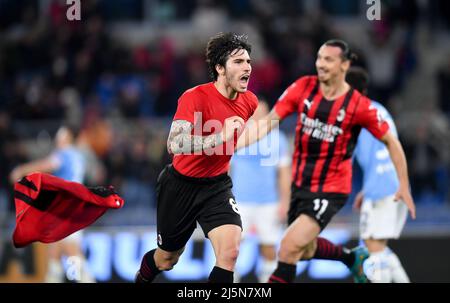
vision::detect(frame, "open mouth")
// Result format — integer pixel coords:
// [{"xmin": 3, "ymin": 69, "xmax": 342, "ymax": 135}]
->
[{"xmin": 239, "ymin": 75, "xmax": 250, "ymax": 85}]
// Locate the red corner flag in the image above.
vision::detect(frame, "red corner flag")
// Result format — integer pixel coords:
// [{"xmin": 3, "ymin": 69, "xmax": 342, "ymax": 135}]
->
[{"xmin": 12, "ymin": 172, "xmax": 124, "ymax": 248}]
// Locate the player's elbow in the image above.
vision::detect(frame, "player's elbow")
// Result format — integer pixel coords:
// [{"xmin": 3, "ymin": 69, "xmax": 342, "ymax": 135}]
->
[
  {"xmin": 380, "ymin": 131, "xmax": 397, "ymax": 147},
  {"xmin": 168, "ymin": 144, "xmax": 181, "ymax": 155}
]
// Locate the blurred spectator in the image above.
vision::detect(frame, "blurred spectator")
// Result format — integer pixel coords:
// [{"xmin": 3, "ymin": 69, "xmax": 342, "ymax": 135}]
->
[
  {"xmin": 404, "ymin": 123, "xmax": 449, "ymax": 204},
  {"xmin": 437, "ymin": 54, "xmax": 450, "ymax": 117},
  {"xmin": 0, "ymin": 0, "xmax": 449, "ymax": 226}
]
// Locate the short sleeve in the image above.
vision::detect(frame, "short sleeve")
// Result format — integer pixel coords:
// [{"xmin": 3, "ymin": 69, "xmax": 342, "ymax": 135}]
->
[
  {"xmin": 354, "ymin": 97, "xmax": 390, "ymax": 140},
  {"xmin": 274, "ymin": 77, "xmax": 308, "ymax": 119},
  {"xmin": 173, "ymin": 91, "xmax": 197, "ymax": 124}
]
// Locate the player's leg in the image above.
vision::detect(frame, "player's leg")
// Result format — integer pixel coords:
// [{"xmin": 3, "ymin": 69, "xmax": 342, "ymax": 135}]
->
[
  {"xmin": 281, "ymin": 192, "xmax": 368, "ymax": 283},
  {"xmin": 268, "ymin": 214, "xmax": 321, "ymax": 283},
  {"xmin": 61, "ymin": 231, "xmax": 95, "ymax": 283},
  {"xmin": 301, "ymin": 237, "xmax": 359, "ymax": 268},
  {"xmin": 136, "ymin": 165, "xmax": 197, "ymax": 283},
  {"xmin": 363, "ymin": 239, "xmax": 410, "ymax": 283},
  {"xmin": 233, "ymin": 203, "xmax": 254, "ymax": 283},
  {"xmin": 300, "ymin": 236, "xmax": 369, "ymax": 283},
  {"xmin": 45, "ymin": 242, "xmax": 64, "ymax": 283},
  {"xmin": 135, "ymin": 247, "xmax": 186, "ymax": 283},
  {"xmin": 60, "ymin": 232, "xmax": 95, "ymax": 283},
  {"xmin": 195, "ymin": 173, "xmax": 244, "ymax": 283},
  {"xmin": 363, "ymin": 239, "xmax": 392, "ymax": 283},
  {"xmin": 386, "ymin": 246, "xmax": 410, "ymax": 283},
  {"xmin": 259, "ymin": 245, "xmax": 277, "ymax": 283},
  {"xmin": 256, "ymin": 203, "xmax": 282, "ymax": 283},
  {"xmin": 361, "ymin": 195, "xmax": 410, "ymax": 283},
  {"xmin": 208, "ymin": 224, "xmax": 242, "ymax": 283}
]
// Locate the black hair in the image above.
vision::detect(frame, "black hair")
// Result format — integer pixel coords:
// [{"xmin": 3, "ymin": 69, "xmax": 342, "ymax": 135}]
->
[
  {"xmin": 346, "ymin": 66, "xmax": 370, "ymax": 95},
  {"xmin": 323, "ymin": 39, "xmax": 358, "ymax": 62},
  {"xmin": 205, "ymin": 32, "xmax": 252, "ymax": 81}
]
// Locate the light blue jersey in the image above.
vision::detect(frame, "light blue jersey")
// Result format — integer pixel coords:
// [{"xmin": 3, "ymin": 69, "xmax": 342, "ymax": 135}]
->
[
  {"xmin": 51, "ymin": 147, "xmax": 86, "ymax": 183},
  {"xmin": 231, "ymin": 130, "xmax": 290, "ymax": 204},
  {"xmin": 354, "ymin": 101, "xmax": 399, "ymax": 201}
]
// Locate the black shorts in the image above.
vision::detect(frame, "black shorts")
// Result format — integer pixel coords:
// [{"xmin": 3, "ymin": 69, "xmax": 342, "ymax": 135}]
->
[
  {"xmin": 288, "ymin": 185, "xmax": 348, "ymax": 230},
  {"xmin": 155, "ymin": 164, "xmax": 242, "ymax": 252}
]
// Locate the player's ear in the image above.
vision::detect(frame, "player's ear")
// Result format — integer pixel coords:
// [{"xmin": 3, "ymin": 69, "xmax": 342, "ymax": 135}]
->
[
  {"xmin": 341, "ymin": 60, "xmax": 351, "ymax": 73},
  {"xmin": 215, "ymin": 64, "xmax": 225, "ymax": 77}
]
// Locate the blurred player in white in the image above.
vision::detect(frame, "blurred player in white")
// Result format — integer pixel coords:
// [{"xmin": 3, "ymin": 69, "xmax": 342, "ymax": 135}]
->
[
  {"xmin": 231, "ymin": 99, "xmax": 291, "ymax": 282},
  {"xmin": 9, "ymin": 125, "xmax": 95, "ymax": 283},
  {"xmin": 347, "ymin": 67, "xmax": 410, "ymax": 283}
]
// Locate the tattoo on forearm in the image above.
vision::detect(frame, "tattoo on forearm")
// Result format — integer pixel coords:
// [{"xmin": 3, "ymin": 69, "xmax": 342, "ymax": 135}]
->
[{"xmin": 167, "ymin": 120, "xmax": 222, "ymax": 154}]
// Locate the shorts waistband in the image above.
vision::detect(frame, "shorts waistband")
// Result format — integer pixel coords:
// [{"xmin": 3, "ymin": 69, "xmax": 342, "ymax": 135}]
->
[
  {"xmin": 168, "ymin": 165, "xmax": 229, "ymax": 184},
  {"xmin": 291, "ymin": 184, "xmax": 349, "ymax": 199}
]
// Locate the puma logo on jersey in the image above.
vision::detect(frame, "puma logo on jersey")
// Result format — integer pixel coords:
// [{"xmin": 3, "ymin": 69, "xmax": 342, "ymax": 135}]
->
[{"xmin": 304, "ymin": 99, "xmax": 313, "ymax": 110}]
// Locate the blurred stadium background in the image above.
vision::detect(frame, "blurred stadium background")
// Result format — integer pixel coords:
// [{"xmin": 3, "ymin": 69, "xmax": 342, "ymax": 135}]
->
[{"xmin": 0, "ymin": 0, "xmax": 449, "ymax": 283}]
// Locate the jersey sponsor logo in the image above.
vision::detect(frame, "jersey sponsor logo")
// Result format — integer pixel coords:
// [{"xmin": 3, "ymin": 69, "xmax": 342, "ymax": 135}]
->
[{"xmin": 300, "ymin": 113, "xmax": 343, "ymax": 143}]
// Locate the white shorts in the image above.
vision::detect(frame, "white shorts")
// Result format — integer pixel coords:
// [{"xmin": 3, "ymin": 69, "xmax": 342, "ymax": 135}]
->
[
  {"xmin": 239, "ymin": 203, "xmax": 282, "ymax": 245},
  {"xmin": 360, "ymin": 195, "xmax": 408, "ymax": 240}
]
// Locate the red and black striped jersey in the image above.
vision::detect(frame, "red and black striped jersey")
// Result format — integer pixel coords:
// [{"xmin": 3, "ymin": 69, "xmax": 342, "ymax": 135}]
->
[{"xmin": 274, "ymin": 76, "xmax": 389, "ymax": 194}]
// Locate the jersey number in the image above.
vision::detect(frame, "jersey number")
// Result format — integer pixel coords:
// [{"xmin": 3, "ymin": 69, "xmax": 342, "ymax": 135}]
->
[
  {"xmin": 313, "ymin": 198, "xmax": 329, "ymax": 220},
  {"xmin": 229, "ymin": 198, "xmax": 240, "ymax": 214}
]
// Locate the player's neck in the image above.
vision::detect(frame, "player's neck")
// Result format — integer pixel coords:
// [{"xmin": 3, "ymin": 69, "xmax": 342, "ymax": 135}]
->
[
  {"xmin": 320, "ymin": 77, "xmax": 350, "ymax": 100},
  {"xmin": 214, "ymin": 80, "xmax": 238, "ymax": 100}
]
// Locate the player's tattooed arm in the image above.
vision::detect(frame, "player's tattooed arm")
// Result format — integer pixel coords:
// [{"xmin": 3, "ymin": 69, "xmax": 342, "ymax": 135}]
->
[{"xmin": 167, "ymin": 120, "xmax": 222, "ymax": 154}]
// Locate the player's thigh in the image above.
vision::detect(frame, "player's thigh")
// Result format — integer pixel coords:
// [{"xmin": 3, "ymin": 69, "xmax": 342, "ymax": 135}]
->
[
  {"xmin": 155, "ymin": 246, "xmax": 185, "ymax": 263},
  {"xmin": 197, "ymin": 184, "xmax": 242, "ymax": 240},
  {"xmin": 156, "ymin": 166, "xmax": 200, "ymax": 251},
  {"xmin": 207, "ymin": 224, "xmax": 242, "ymax": 256},
  {"xmin": 281, "ymin": 214, "xmax": 321, "ymax": 249}
]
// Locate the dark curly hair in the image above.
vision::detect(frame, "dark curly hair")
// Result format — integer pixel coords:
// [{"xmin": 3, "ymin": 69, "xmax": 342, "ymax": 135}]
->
[{"xmin": 205, "ymin": 32, "xmax": 252, "ymax": 81}]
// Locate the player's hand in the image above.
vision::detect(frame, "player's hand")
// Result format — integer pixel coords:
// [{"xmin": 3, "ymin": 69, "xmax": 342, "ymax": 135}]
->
[
  {"xmin": 9, "ymin": 167, "xmax": 23, "ymax": 184},
  {"xmin": 352, "ymin": 191, "xmax": 364, "ymax": 211},
  {"xmin": 222, "ymin": 116, "xmax": 245, "ymax": 142},
  {"xmin": 277, "ymin": 201, "xmax": 288, "ymax": 222},
  {"xmin": 394, "ymin": 185, "xmax": 416, "ymax": 219}
]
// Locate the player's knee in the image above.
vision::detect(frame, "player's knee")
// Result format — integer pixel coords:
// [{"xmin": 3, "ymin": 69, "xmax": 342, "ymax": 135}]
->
[
  {"xmin": 280, "ymin": 237, "xmax": 308, "ymax": 253},
  {"xmin": 156, "ymin": 254, "xmax": 180, "ymax": 271},
  {"xmin": 217, "ymin": 246, "xmax": 239, "ymax": 266},
  {"xmin": 301, "ymin": 242, "xmax": 316, "ymax": 260},
  {"xmin": 278, "ymin": 238, "xmax": 308, "ymax": 261}
]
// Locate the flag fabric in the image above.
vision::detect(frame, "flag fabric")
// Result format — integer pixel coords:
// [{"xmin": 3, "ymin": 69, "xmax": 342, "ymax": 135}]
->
[{"xmin": 13, "ymin": 172, "xmax": 124, "ymax": 248}]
